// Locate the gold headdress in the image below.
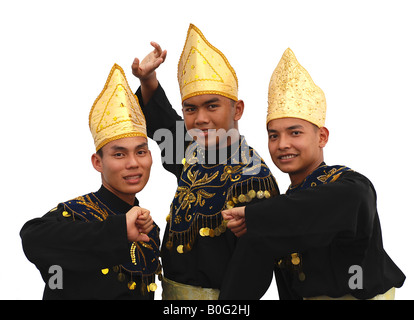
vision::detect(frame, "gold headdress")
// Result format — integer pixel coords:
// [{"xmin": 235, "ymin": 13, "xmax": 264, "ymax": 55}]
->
[
  {"xmin": 178, "ymin": 24, "xmax": 238, "ymax": 102},
  {"xmin": 267, "ymin": 48, "xmax": 326, "ymax": 127},
  {"xmin": 89, "ymin": 64, "xmax": 147, "ymax": 151}
]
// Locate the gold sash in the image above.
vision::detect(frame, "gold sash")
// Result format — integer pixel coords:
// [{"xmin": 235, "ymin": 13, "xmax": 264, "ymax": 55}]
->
[
  {"xmin": 162, "ymin": 277, "xmax": 220, "ymax": 300},
  {"xmin": 303, "ymin": 287, "xmax": 395, "ymax": 300}
]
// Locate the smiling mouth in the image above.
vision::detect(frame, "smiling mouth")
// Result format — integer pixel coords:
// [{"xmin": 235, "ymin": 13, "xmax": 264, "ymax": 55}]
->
[
  {"xmin": 199, "ymin": 130, "xmax": 209, "ymax": 136},
  {"xmin": 190, "ymin": 129, "xmax": 215, "ymax": 141},
  {"xmin": 279, "ymin": 154, "xmax": 298, "ymax": 160},
  {"xmin": 124, "ymin": 175, "xmax": 142, "ymax": 181},
  {"xmin": 196, "ymin": 128, "xmax": 212, "ymax": 135}
]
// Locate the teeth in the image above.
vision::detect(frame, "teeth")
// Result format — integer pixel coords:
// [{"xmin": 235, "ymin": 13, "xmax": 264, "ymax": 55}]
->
[
  {"xmin": 125, "ymin": 176, "xmax": 140, "ymax": 180},
  {"xmin": 280, "ymin": 155, "xmax": 296, "ymax": 160}
]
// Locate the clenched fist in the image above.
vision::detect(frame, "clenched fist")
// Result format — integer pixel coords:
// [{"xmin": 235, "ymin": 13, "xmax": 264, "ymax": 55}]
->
[{"xmin": 126, "ymin": 206, "xmax": 154, "ymax": 242}]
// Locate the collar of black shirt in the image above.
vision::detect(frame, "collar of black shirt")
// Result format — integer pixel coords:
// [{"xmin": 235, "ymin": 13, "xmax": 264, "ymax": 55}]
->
[{"xmin": 96, "ymin": 185, "xmax": 140, "ymax": 214}]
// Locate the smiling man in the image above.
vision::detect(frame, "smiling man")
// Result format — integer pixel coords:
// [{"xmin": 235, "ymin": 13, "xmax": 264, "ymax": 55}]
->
[
  {"xmin": 181, "ymin": 94, "xmax": 242, "ymax": 150},
  {"xmin": 267, "ymin": 119, "xmax": 329, "ymax": 187},
  {"xmin": 93, "ymin": 139, "xmax": 152, "ymax": 204},
  {"xmin": 20, "ymin": 64, "xmax": 161, "ymax": 300},
  {"xmin": 131, "ymin": 24, "xmax": 278, "ymax": 300},
  {"xmin": 220, "ymin": 48, "xmax": 405, "ymax": 300}
]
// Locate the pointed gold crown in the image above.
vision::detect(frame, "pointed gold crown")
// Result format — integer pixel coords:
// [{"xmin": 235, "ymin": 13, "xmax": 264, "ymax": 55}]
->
[
  {"xmin": 178, "ymin": 24, "xmax": 238, "ymax": 102},
  {"xmin": 267, "ymin": 48, "xmax": 326, "ymax": 127},
  {"xmin": 89, "ymin": 64, "xmax": 147, "ymax": 151}
]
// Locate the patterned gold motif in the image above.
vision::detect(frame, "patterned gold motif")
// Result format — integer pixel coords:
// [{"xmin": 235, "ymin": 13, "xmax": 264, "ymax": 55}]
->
[
  {"xmin": 69, "ymin": 195, "xmax": 109, "ymax": 221},
  {"xmin": 220, "ymin": 165, "xmax": 243, "ymax": 182},
  {"xmin": 167, "ymin": 138, "xmax": 279, "ymax": 253},
  {"xmin": 62, "ymin": 192, "xmax": 160, "ymax": 293},
  {"xmin": 316, "ymin": 167, "xmax": 345, "ymax": 183}
]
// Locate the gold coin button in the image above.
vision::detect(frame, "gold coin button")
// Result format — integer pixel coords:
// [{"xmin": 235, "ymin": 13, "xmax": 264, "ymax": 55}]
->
[
  {"xmin": 62, "ymin": 211, "xmax": 71, "ymax": 217},
  {"xmin": 226, "ymin": 201, "xmax": 235, "ymax": 209},
  {"xmin": 149, "ymin": 283, "xmax": 157, "ymax": 292},
  {"xmin": 248, "ymin": 190, "xmax": 256, "ymax": 199},
  {"xmin": 117, "ymin": 273, "xmax": 126, "ymax": 282},
  {"xmin": 214, "ymin": 227, "xmax": 221, "ymax": 236},
  {"xmin": 238, "ymin": 194, "xmax": 246, "ymax": 203},
  {"xmin": 128, "ymin": 281, "xmax": 136, "ymax": 290},
  {"xmin": 203, "ymin": 227, "xmax": 211, "ymax": 237}
]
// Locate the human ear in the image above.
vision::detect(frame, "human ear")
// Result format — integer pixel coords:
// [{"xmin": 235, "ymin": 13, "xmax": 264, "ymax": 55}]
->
[
  {"xmin": 233, "ymin": 100, "xmax": 244, "ymax": 121},
  {"xmin": 318, "ymin": 127, "xmax": 329, "ymax": 148},
  {"xmin": 91, "ymin": 153, "xmax": 103, "ymax": 173}
]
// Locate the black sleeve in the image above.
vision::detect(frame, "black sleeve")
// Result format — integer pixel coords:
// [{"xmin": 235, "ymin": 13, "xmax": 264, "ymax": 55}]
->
[
  {"xmin": 136, "ymin": 84, "xmax": 182, "ymax": 139},
  {"xmin": 219, "ymin": 171, "xmax": 377, "ymax": 299},
  {"xmin": 244, "ymin": 171, "xmax": 375, "ymax": 256},
  {"xmin": 136, "ymin": 84, "xmax": 188, "ymax": 180},
  {"xmin": 20, "ymin": 206, "xmax": 130, "ymax": 272}
]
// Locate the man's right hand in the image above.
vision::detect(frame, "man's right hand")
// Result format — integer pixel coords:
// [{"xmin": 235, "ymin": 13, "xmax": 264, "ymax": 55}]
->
[
  {"xmin": 125, "ymin": 206, "xmax": 153, "ymax": 242},
  {"xmin": 222, "ymin": 206, "xmax": 247, "ymax": 237},
  {"xmin": 131, "ymin": 42, "xmax": 167, "ymax": 105}
]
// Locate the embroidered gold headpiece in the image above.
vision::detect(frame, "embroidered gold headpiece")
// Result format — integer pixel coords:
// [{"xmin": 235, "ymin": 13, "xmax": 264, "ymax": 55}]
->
[
  {"xmin": 89, "ymin": 64, "xmax": 147, "ymax": 151},
  {"xmin": 178, "ymin": 24, "xmax": 238, "ymax": 102},
  {"xmin": 267, "ymin": 48, "xmax": 326, "ymax": 127}
]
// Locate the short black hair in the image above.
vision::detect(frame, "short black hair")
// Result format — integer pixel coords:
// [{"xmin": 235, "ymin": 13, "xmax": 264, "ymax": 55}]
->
[{"xmin": 96, "ymin": 148, "xmax": 103, "ymax": 158}]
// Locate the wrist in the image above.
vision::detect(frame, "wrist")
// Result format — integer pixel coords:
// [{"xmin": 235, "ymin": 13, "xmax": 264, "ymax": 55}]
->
[
  {"xmin": 140, "ymin": 75, "xmax": 159, "ymax": 105},
  {"xmin": 140, "ymin": 73, "xmax": 158, "ymax": 90}
]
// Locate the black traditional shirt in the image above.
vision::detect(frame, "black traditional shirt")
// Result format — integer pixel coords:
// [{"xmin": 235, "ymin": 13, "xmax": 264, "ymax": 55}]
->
[
  {"xmin": 219, "ymin": 163, "xmax": 405, "ymax": 299},
  {"xmin": 20, "ymin": 186, "xmax": 160, "ymax": 300}
]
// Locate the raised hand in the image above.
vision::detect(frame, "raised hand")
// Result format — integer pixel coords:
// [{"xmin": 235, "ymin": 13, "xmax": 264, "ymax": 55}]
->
[
  {"xmin": 131, "ymin": 42, "xmax": 167, "ymax": 105},
  {"xmin": 132, "ymin": 41, "xmax": 167, "ymax": 80}
]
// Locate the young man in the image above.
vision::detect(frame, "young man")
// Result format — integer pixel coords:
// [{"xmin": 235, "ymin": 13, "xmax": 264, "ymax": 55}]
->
[
  {"xmin": 131, "ymin": 24, "xmax": 278, "ymax": 299},
  {"xmin": 220, "ymin": 48, "xmax": 405, "ymax": 300},
  {"xmin": 20, "ymin": 64, "xmax": 161, "ymax": 299}
]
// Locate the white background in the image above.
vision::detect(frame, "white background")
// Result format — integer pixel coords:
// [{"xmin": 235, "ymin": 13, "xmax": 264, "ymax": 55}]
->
[{"xmin": 1, "ymin": 0, "xmax": 412, "ymax": 300}]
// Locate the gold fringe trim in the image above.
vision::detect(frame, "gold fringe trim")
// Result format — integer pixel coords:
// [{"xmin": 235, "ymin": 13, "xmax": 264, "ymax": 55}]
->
[{"xmin": 165, "ymin": 175, "xmax": 278, "ymax": 254}]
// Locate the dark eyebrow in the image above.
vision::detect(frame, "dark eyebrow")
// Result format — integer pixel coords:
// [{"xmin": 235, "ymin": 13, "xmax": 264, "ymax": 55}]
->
[
  {"xmin": 182, "ymin": 97, "xmax": 220, "ymax": 108},
  {"xmin": 267, "ymin": 125, "xmax": 304, "ymax": 133},
  {"xmin": 201, "ymin": 98, "xmax": 220, "ymax": 106},
  {"xmin": 110, "ymin": 142, "xmax": 148, "ymax": 152},
  {"xmin": 135, "ymin": 142, "xmax": 148, "ymax": 149},
  {"xmin": 287, "ymin": 125, "xmax": 304, "ymax": 130},
  {"xmin": 110, "ymin": 145, "xmax": 128, "ymax": 152}
]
